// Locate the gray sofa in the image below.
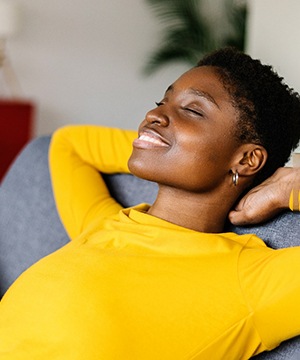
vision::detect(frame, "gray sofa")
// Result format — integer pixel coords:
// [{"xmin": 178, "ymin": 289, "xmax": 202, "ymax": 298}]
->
[{"xmin": 1, "ymin": 135, "xmax": 300, "ymax": 359}]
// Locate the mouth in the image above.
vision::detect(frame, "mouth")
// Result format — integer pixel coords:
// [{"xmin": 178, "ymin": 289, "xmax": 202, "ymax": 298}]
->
[{"xmin": 133, "ymin": 129, "xmax": 170, "ymax": 149}]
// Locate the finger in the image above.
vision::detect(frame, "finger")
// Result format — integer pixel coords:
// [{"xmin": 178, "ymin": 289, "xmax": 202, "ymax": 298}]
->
[{"xmin": 228, "ymin": 209, "xmax": 250, "ymax": 226}]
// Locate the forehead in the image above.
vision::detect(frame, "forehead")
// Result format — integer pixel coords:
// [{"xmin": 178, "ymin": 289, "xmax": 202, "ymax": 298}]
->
[{"xmin": 169, "ymin": 66, "xmax": 231, "ymax": 103}]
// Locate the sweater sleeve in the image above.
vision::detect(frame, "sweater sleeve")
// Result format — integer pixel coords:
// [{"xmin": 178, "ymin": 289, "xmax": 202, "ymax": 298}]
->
[
  {"xmin": 238, "ymin": 237, "xmax": 300, "ymax": 351},
  {"xmin": 49, "ymin": 125, "xmax": 137, "ymax": 240}
]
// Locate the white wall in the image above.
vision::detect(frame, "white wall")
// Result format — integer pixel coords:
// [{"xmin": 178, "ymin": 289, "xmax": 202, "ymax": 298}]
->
[
  {"xmin": 7, "ymin": 0, "xmax": 188, "ymax": 136},
  {"xmin": 6, "ymin": 0, "xmax": 300, "ymax": 139},
  {"xmin": 246, "ymin": 0, "xmax": 300, "ymax": 154},
  {"xmin": 247, "ymin": 0, "xmax": 300, "ymax": 93}
]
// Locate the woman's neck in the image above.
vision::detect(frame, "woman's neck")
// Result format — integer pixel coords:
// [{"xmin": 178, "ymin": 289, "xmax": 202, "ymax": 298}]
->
[{"xmin": 147, "ymin": 185, "xmax": 238, "ymax": 233}]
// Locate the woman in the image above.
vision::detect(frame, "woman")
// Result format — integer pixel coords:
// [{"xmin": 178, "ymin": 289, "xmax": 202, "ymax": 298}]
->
[{"xmin": 0, "ymin": 48, "xmax": 300, "ymax": 359}]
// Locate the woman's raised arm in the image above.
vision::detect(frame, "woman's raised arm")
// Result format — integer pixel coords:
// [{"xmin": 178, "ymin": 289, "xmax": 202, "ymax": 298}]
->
[{"xmin": 49, "ymin": 125, "xmax": 137, "ymax": 240}]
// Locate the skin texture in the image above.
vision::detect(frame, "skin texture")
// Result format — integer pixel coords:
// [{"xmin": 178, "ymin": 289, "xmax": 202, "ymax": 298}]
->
[{"xmin": 128, "ymin": 66, "xmax": 267, "ymax": 233}]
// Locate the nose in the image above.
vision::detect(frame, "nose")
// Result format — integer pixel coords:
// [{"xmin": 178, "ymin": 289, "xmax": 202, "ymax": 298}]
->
[{"xmin": 145, "ymin": 106, "xmax": 169, "ymax": 127}]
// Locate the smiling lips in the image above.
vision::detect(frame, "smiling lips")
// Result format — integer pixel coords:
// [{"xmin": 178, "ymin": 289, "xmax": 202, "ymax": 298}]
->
[{"xmin": 133, "ymin": 131, "xmax": 170, "ymax": 149}]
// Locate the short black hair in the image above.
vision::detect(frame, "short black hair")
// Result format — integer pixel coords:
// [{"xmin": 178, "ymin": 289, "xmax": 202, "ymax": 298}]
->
[{"xmin": 197, "ymin": 47, "xmax": 300, "ymax": 186}]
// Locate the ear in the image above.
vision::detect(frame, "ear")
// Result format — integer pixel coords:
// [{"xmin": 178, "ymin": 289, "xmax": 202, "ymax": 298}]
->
[{"xmin": 231, "ymin": 144, "xmax": 268, "ymax": 177}]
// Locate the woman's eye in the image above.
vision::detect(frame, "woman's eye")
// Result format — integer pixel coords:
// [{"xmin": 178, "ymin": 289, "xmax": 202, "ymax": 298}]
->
[
  {"xmin": 185, "ymin": 108, "xmax": 203, "ymax": 117},
  {"xmin": 155, "ymin": 101, "xmax": 163, "ymax": 107}
]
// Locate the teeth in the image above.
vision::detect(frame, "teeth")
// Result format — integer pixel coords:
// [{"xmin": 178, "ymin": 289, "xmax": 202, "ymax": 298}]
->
[{"xmin": 139, "ymin": 134, "xmax": 164, "ymax": 145}]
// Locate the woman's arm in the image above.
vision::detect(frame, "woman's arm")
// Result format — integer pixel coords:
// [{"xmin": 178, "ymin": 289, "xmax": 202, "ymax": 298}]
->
[
  {"xmin": 49, "ymin": 125, "xmax": 137, "ymax": 240},
  {"xmin": 229, "ymin": 167, "xmax": 300, "ymax": 225}
]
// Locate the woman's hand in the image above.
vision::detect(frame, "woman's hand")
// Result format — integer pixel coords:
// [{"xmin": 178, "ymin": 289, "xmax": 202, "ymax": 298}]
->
[{"xmin": 228, "ymin": 167, "xmax": 300, "ymax": 225}]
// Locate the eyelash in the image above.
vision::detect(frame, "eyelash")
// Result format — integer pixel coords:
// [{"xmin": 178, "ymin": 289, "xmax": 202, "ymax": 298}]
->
[
  {"xmin": 155, "ymin": 102, "xmax": 203, "ymax": 117},
  {"xmin": 184, "ymin": 108, "xmax": 203, "ymax": 117}
]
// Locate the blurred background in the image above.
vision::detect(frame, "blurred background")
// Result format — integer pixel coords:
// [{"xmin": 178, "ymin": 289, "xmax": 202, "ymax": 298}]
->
[{"xmin": 1, "ymin": 0, "xmax": 300, "ymax": 179}]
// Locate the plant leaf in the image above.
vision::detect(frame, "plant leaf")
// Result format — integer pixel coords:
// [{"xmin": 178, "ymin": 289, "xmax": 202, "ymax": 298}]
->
[{"xmin": 144, "ymin": 0, "xmax": 247, "ymax": 74}]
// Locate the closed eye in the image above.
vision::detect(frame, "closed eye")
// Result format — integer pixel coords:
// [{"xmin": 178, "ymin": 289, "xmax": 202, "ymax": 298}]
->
[{"xmin": 184, "ymin": 108, "xmax": 204, "ymax": 117}]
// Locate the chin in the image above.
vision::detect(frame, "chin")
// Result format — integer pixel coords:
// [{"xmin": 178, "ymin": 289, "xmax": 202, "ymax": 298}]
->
[
  {"xmin": 128, "ymin": 154, "xmax": 158, "ymax": 183},
  {"xmin": 128, "ymin": 157, "xmax": 148, "ymax": 180}
]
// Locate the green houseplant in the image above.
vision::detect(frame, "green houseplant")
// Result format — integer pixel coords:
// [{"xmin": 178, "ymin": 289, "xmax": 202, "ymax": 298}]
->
[{"xmin": 144, "ymin": 0, "xmax": 247, "ymax": 74}]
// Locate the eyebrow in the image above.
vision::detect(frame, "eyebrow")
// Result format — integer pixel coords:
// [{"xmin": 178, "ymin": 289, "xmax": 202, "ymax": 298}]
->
[
  {"xmin": 189, "ymin": 88, "xmax": 220, "ymax": 109},
  {"xmin": 165, "ymin": 85, "xmax": 220, "ymax": 109}
]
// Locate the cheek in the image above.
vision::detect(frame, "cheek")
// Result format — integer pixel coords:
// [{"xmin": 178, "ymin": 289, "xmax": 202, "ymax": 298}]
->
[
  {"xmin": 127, "ymin": 134, "xmax": 233, "ymax": 192},
  {"xmin": 190, "ymin": 128, "xmax": 235, "ymax": 165},
  {"xmin": 174, "ymin": 138, "xmax": 232, "ymax": 189}
]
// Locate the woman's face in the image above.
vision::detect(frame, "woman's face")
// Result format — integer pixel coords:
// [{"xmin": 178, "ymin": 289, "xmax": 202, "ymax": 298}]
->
[{"xmin": 128, "ymin": 65, "xmax": 241, "ymax": 192}]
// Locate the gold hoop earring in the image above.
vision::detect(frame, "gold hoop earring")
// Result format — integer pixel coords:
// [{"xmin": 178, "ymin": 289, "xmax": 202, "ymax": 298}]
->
[{"xmin": 232, "ymin": 171, "xmax": 239, "ymax": 186}]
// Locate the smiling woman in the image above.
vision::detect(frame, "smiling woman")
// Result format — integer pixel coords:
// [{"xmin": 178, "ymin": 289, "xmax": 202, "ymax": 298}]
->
[
  {"xmin": 128, "ymin": 65, "xmax": 267, "ymax": 232},
  {"xmin": 0, "ymin": 48, "xmax": 300, "ymax": 360}
]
